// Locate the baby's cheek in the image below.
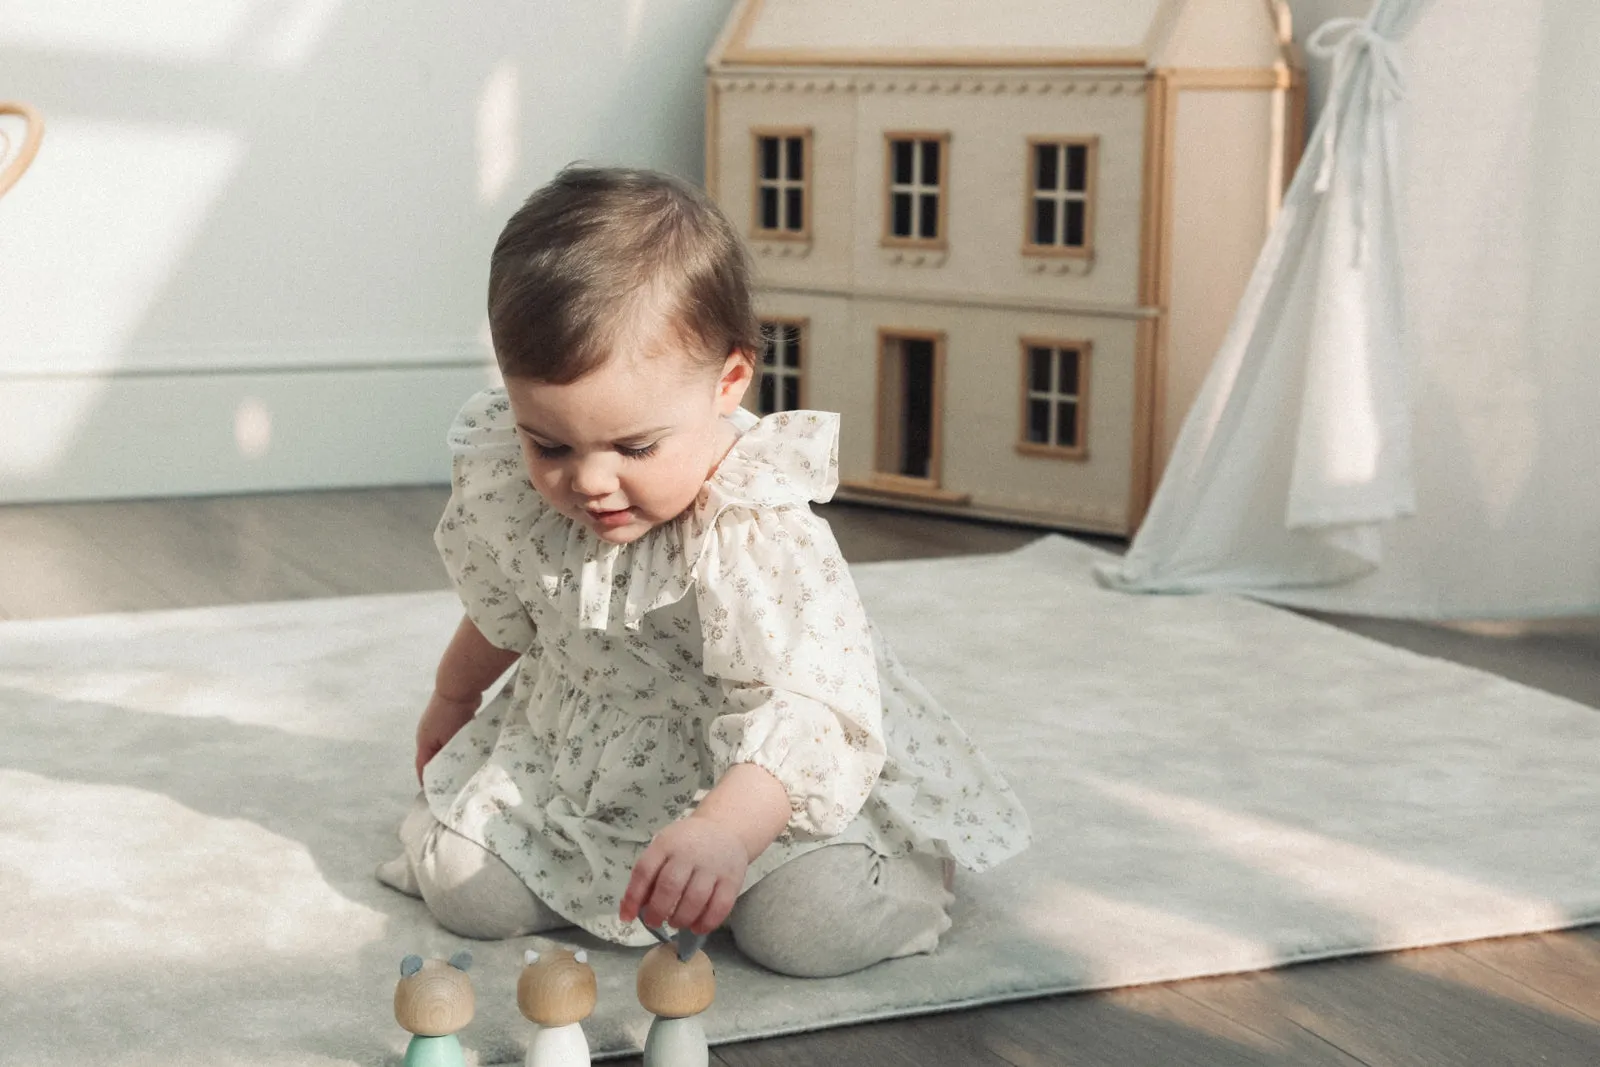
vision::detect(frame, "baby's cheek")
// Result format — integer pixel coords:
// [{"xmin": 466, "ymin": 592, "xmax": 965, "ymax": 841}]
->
[{"xmin": 528, "ymin": 469, "xmax": 564, "ymax": 506}]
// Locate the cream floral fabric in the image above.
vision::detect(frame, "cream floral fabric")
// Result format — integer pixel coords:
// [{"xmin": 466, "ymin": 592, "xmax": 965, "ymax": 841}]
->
[{"xmin": 425, "ymin": 388, "xmax": 1031, "ymax": 945}]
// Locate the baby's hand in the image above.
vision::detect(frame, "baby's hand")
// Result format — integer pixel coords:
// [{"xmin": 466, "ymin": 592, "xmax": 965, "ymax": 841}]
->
[
  {"xmin": 414, "ymin": 691, "xmax": 479, "ymax": 784},
  {"xmin": 620, "ymin": 816, "xmax": 748, "ymax": 936}
]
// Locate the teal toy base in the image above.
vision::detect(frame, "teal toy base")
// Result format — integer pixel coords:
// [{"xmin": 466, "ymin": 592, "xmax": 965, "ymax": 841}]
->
[{"xmin": 404, "ymin": 1034, "xmax": 465, "ymax": 1067}]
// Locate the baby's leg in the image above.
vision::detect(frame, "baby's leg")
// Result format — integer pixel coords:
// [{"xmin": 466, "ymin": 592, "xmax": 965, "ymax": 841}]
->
[
  {"xmin": 728, "ymin": 845, "xmax": 953, "ymax": 978},
  {"xmin": 379, "ymin": 796, "xmax": 570, "ymax": 940}
]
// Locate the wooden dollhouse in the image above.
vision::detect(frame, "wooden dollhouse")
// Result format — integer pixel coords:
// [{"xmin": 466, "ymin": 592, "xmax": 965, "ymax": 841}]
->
[{"xmin": 706, "ymin": 0, "xmax": 1304, "ymax": 534}]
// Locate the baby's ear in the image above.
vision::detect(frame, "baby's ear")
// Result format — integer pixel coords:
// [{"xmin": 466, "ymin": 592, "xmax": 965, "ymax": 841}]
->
[
  {"xmin": 716, "ymin": 348, "xmax": 756, "ymax": 412},
  {"xmin": 448, "ymin": 950, "xmax": 473, "ymax": 972},
  {"xmin": 400, "ymin": 955, "xmax": 423, "ymax": 978}
]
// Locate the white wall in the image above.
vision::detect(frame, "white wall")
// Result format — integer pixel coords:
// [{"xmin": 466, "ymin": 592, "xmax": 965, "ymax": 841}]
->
[{"xmin": 0, "ymin": 0, "xmax": 733, "ymax": 502}]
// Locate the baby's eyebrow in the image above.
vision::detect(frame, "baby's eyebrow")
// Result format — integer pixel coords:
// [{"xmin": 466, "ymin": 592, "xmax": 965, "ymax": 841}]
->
[{"xmin": 516, "ymin": 422, "xmax": 672, "ymax": 445}]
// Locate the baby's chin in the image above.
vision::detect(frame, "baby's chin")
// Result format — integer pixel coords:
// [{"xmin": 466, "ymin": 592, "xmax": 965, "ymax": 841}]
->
[{"xmin": 591, "ymin": 523, "xmax": 651, "ymax": 545}]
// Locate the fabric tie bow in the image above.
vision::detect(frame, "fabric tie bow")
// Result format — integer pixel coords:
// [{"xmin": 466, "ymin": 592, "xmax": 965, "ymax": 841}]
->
[{"xmin": 1306, "ymin": 15, "xmax": 1408, "ymax": 263}]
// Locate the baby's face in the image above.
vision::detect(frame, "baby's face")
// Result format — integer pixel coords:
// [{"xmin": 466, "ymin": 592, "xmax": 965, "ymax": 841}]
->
[{"xmin": 504, "ymin": 338, "xmax": 752, "ymax": 545}]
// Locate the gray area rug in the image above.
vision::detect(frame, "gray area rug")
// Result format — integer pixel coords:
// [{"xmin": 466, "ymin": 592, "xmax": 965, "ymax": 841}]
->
[{"xmin": 3, "ymin": 535, "xmax": 1597, "ymax": 1066}]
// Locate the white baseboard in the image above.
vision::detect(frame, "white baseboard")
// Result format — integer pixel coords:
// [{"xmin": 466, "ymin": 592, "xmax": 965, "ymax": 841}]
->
[{"xmin": 0, "ymin": 363, "xmax": 501, "ymax": 504}]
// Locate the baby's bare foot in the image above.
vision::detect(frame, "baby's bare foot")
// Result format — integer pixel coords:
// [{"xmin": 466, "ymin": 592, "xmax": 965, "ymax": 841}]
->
[{"xmin": 376, "ymin": 854, "xmax": 422, "ymax": 898}]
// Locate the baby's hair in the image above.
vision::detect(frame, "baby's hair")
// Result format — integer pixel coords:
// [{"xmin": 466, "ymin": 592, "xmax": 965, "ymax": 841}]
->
[{"xmin": 488, "ymin": 164, "xmax": 763, "ymax": 384}]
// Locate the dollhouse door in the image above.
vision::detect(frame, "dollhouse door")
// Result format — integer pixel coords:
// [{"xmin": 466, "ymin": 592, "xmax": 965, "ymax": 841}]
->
[{"xmin": 874, "ymin": 330, "xmax": 945, "ymax": 487}]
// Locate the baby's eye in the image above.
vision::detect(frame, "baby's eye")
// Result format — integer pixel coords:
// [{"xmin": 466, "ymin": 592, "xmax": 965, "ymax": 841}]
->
[
  {"xmin": 530, "ymin": 442, "xmax": 568, "ymax": 459},
  {"xmin": 618, "ymin": 442, "xmax": 660, "ymax": 460}
]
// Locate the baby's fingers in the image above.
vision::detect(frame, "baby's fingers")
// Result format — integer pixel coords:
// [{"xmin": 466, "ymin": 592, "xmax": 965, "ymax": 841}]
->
[
  {"xmin": 640, "ymin": 859, "xmax": 692, "ymax": 929},
  {"xmin": 668, "ymin": 870, "xmax": 719, "ymax": 934},
  {"xmin": 689, "ymin": 878, "xmax": 740, "ymax": 936},
  {"xmin": 619, "ymin": 846, "xmax": 666, "ymax": 924}
]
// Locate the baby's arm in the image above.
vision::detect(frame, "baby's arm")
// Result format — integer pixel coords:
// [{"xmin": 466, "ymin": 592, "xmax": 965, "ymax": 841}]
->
[
  {"xmin": 414, "ymin": 614, "xmax": 521, "ymax": 782},
  {"xmin": 618, "ymin": 762, "xmax": 790, "ymax": 935}
]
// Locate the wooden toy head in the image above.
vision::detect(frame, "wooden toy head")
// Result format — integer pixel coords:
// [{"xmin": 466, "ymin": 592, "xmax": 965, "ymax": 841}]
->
[
  {"xmin": 636, "ymin": 942, "xmax": 714, "ymax": 1019},
  {"xmin": 394, "ymin": 952, "xmax": 475, "ymax": 1037},
  {"xmin": 517, "ymin": 948, "xmax": 597, "ymax": 1027}
]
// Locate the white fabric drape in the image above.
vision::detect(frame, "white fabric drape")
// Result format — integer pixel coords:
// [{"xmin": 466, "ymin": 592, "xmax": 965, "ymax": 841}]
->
[{"xmin": 1101, "ymin": 0, "xmax": 1600, "ymax": 619}]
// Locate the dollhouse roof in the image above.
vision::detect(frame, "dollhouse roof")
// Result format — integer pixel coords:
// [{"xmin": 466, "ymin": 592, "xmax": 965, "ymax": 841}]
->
[{"xmin": 709, "ymin": 0, "xmax": 1291, "ymax": 70}]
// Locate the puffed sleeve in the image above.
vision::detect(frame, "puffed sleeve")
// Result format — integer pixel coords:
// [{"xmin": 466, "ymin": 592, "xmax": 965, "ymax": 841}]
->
[
  {"xmin": 433, "ymin": 389, "xmax": 538, "ymax": 653},
  {"xmin": 694, "ymin": 505, "xmax": 886, "ymax": 838}
]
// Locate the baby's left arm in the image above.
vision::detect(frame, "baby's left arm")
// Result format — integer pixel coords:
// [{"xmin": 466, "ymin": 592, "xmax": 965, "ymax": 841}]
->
[{"xmin": 694, "ymin": 507, "xmax": 888, "ymax": 837}]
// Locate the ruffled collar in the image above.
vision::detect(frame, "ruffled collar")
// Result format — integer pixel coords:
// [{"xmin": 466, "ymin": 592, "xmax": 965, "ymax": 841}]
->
[{"xmin": 449, "ymin": 391, "xmax": 839, "ymax": 632}]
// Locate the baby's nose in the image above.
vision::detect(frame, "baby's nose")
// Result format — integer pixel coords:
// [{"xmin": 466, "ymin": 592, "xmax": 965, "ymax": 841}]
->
[{"xmin": 570, "ymin": 454, "xmax": 618, "ymax": 496}]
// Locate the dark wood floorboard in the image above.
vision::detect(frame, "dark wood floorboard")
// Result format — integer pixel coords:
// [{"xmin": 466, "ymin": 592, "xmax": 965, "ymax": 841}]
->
[{"xmin": 1, "ymin": 487, "xmax": 1597, "ymax": 1066}]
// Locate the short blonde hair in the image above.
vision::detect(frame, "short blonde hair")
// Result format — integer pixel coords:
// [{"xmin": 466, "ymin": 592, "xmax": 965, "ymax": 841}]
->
[{"xmin": 488, "ymin": 165, "xmax": 763, "ymax": 383}]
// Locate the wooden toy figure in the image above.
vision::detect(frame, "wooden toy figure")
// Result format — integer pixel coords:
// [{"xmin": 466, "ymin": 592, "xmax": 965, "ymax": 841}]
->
[
  {"xmin": 636, "ymin": 930, "xmax": 714, "ymax": 1067},
  {"xmin": 393, "ymin": 951, "xmax": 474, "ymax": 1067},
  {"xmin": 517, "ymin": 947, "xmax": 597, "ymax": 1067}
]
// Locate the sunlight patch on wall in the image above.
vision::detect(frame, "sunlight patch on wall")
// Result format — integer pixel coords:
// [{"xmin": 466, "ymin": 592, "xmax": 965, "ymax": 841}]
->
[
  {"xmin": 624, "ymin": 0, "xmax": 649, "ymax": 53},
  {"xmin": 0, "ymin": 0, "xmax": 262, "ymax": 62},
  {"xmin": 476, "ymin": 61, "xmax": 519, "ymax": 205},
  {"xmin": 0, "ymin": 117, "xmax": 246, "ymax": 476},
  {"xmin": 476, "ymin": 317, "xmax": 504, "ymax": 387},
  {"xmin": 247, "ymin": 0, "xmax": 345, "ymax": 68},
  {"xmin": 234, "ymin": 397, "xmax": 274, "ymax": 458}
]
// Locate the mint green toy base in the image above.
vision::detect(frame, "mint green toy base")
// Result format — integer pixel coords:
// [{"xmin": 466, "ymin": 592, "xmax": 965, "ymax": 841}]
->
[{"xmin": 404, "ymin": 1034, "xmax": 464, "ymax": 1067}]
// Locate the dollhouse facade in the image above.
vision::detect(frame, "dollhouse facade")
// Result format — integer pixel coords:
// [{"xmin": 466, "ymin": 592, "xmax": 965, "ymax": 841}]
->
[{"xmin": 707, "ymin": 0, "xmax": 1304, "ymax": 533}]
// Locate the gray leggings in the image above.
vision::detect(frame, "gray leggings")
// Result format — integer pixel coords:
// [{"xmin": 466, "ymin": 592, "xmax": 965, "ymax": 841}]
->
[{"xmin": 379, "ymin": 797, "xmax": 953, "ymax": 978}]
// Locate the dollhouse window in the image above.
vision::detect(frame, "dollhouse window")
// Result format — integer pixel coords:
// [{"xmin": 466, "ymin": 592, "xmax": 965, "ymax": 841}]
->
[
  {"xmin": 883, "ymin": 133, "xmax": 949, "ymax": 248},
  {"xmin": 1024, "ymin": 138, "xmax": 1097, "ymax": 257},
  {"xmin": 756, "ymin": 319, "xmax": 805, "ymax": 415},
  {"xmin": 1018, "ymin": 339, "xmax": 1090, "ymax": 459},
  {"xmin": 751, "ymin": 129, "xmax": 811, "ymax": 239}
]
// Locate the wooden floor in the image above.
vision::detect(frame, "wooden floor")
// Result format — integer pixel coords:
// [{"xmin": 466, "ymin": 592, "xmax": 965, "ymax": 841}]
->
[{"xmin": 3, "ymin": 487, "xmax": 1597, "ymax": 1066}]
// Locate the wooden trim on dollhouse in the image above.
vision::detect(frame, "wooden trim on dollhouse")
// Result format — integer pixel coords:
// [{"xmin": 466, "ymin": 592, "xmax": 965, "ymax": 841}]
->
[
  {"xmin": 835, "ymin": 484, "xmax": 1118, "ymax": 532},
  {"xmin": 764, "ymin": 281, "xmax": 1156, "ymax": 321},
  {"xmin": 1016, "ymin": 337, "xmax": 1092, "ymax": 462},
  {"xmin": 1148, "ymin": 69, "xmax": 1183, "ymax": 521},
  {"xmin": 880, "ymin": 131, "xmax": 951, "ymax": 251},
  {"xmin": 721, "ymin": 46, "xmax": 1148, "ymax": 69},
  {"xmin": 1129, "ymin": 69, "xmax": 1175, "ymax": 531},
  {"xmin": 872, "ymin": 327, "xmax": 948, "ymax": 489},
  {"xmin": 756, "ymin": 315, "xmax": 809, "ymax": 414},
  {"xmin": 1128, "ymin": 317, "xmax": 1161, "ymax": 531},
  {"xmin": 1020, "ymin": 136, "xmax": 1099, "ymax": 261},
  {"xmin": 1284, "ymin": 63, "xmax": 1308, "ymax": 190},
  {"xmin": 0, "ymin": 101, "xmax": 45, "ymax": 201},
  {"xmin": 837, "ymin": 477, "xmax": 971, "ymax": 506},
  {"xmin": 714, "ymin": 72, "xmax": 1149, "ymax": 97},
  {"xmin": 749, "ymin": 127, "xmax": 814, "ymax": 242},
  {"xmin": 1164, "ymin": 67, "xmax": 1292, "ymax": 91},
  {"xmin": 1136, "ymin": 73, "xmax": 1169, "ymax": 310},
  {"xmin": 718, "ymin": 3, "xmax": 1148, "ymax": 69},
  {"xmin": 704, "ymin": 80, "xmax": 722, "ymax": 200}
]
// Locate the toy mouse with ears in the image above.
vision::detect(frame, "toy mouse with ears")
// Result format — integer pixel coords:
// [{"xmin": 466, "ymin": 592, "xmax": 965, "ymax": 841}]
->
[
  {"xmin": 518, "ymin": 947, "xmax": 597, "ymax": 1067},
  {"xmin": 394, "ymin": 950, "xmax": 474, "ymax": 1067}
]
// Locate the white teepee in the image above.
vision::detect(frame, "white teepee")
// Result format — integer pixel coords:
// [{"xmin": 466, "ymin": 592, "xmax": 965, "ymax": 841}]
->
[{"xmin": 1100, "ymin": 0, "xmax": 1600, "ymax": 619}]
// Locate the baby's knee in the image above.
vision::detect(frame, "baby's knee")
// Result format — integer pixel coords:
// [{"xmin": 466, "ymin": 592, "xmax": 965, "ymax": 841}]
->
[
  {"xmin": 413, "ymin": 824, "xmax": 559, "ymax": 941},
  {"xmin": 729, "ymin": 846, "xmax": 952, "ymax": 978}
]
